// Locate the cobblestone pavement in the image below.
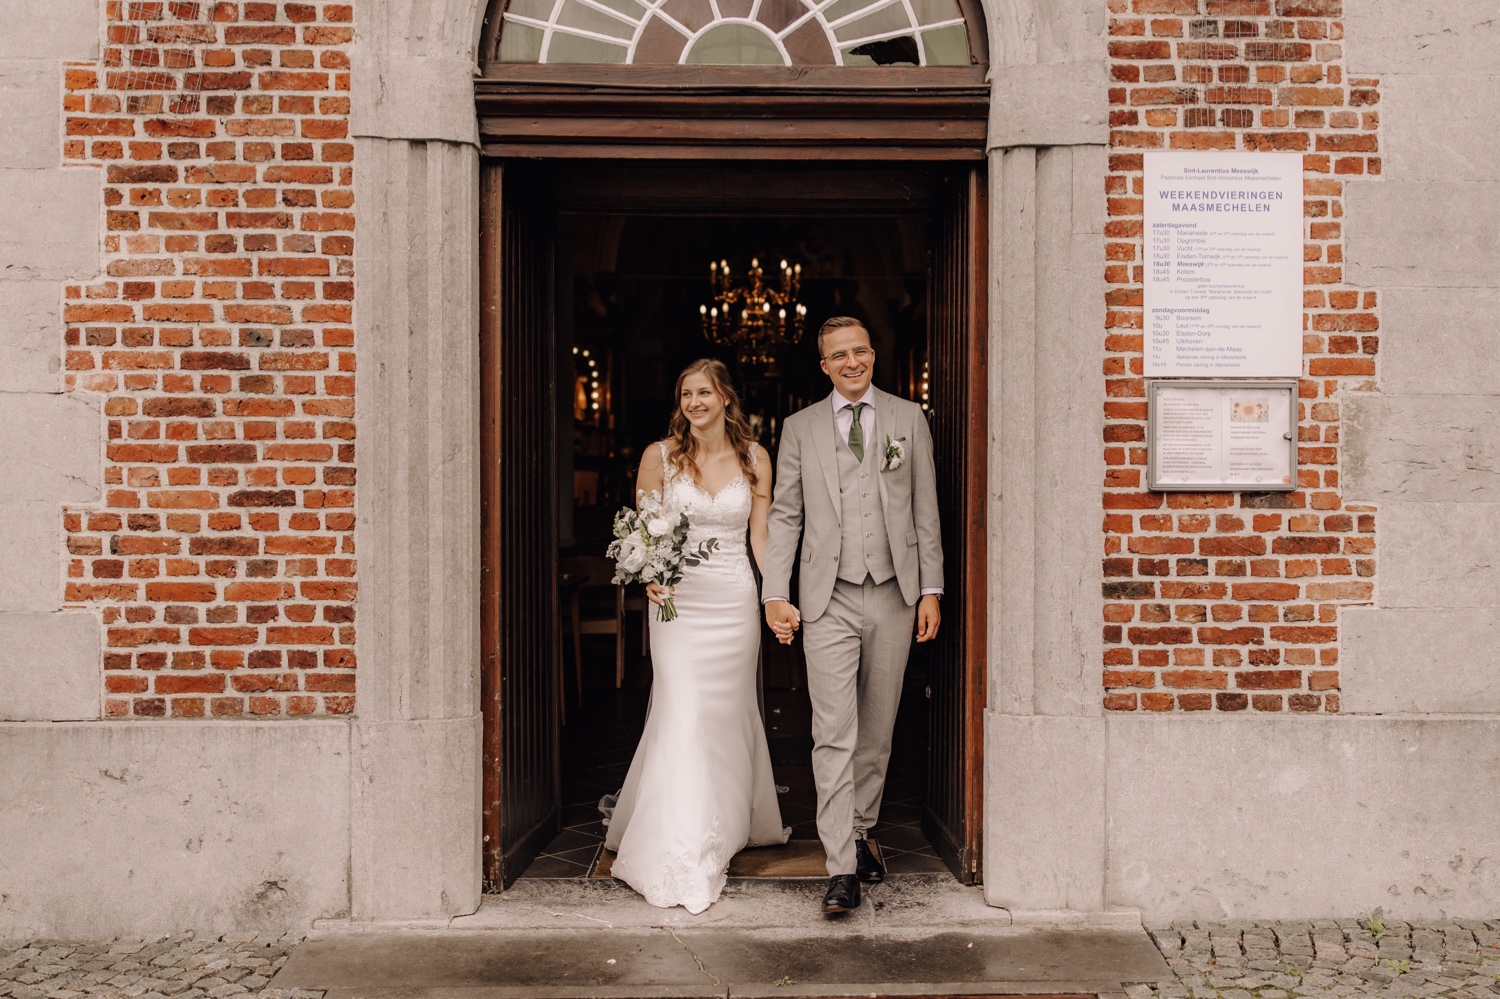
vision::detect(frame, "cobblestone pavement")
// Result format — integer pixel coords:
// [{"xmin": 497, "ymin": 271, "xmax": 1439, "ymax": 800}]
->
[
  {"xmin": 1138, "ymin": 919, "xmax": 1500, "ymax": 999},
  {"xmin": 3, "ymin": 917, "xmax": 1497, "ymax": 998},
  {"xmin": 0, "ymin": 935, "xmax": 321, "ymax": 999}
]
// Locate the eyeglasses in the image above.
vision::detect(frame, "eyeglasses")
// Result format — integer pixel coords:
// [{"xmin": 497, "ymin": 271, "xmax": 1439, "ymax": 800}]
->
[{"xmin": 822, "ymin": 346, "xmax": 874, "ymax": 364}]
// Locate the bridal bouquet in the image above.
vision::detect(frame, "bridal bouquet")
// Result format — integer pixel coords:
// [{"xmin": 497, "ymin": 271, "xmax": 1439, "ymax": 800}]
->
[{"xmin": 607, "ymin": 490, "xmax": 718, "ymax": 622}]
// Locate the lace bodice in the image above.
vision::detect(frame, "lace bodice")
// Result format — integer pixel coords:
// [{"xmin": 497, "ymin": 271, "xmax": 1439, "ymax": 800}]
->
[{"xmin": 659, "ymin": 441, "xmax": 754, "ymax": 588}]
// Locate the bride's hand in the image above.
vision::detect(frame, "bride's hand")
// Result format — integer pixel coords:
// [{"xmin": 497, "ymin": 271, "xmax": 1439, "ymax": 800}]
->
[{"xmin": 645, "ymin": 582, "xmax": 673, "ymax": 606}]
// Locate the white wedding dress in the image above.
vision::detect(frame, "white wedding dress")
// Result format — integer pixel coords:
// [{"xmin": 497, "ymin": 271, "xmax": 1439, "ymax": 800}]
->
[{"xmin": 603, "ymin": 443, "xmax": 789, "ymax": 914}]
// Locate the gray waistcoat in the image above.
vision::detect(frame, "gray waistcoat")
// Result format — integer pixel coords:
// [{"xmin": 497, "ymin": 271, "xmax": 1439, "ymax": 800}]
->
[{"xmin": 835, "ymin": 429, "xmax": 896, "ymax": 586}]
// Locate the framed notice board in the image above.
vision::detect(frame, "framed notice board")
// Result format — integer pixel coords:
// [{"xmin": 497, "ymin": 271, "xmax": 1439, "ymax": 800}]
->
[
  {"xmin": 1147, "ymin": 379, "xmax": 1298, "ymax": 492},
  {"xmin": 1142, "ymin": 151, "xmax": 1304, "ymax": 377}
]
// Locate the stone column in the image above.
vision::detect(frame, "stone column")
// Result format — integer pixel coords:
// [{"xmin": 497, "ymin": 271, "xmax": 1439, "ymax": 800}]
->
[
  {"xmin": 1342, "ymin": 1, "xmax": 1500, "ymax": 715},
  {"xmin": 0, "ymin": 0, "xmax": 105, "ymax": 721},
  {"xmin": 981, "ymin": 0, "xmax": 1113, "ymax": 914},
  {"xmin": 350, "ymin": 0, "xmax": 487, "ymax": 920}
]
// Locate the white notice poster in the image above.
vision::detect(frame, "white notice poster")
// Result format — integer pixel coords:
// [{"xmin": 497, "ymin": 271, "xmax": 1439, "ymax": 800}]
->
[
  {"xmin": 1143, "ymin": 151, "xmax": 1303, "ymax": 377},
  {"xmin": 1148, "ymin": 380, "xmax": 1297, "ymax": 491}
]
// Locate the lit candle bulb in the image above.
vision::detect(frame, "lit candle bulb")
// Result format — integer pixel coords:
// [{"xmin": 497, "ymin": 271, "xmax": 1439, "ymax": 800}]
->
[
  {"xmin": 700, "ymin": 304, "xmax": 707, "ymax": 315},
  {"xmin": 763, "ymin": 302, "xmax": 770, "ymax": 312},
  {"xmin": 778, "ymin": 308, "xmax": 786, "ymax": 319},
  {"xmin": 780, "ymin": 259, "xmax": 788, "ymax": 271},
  {"xmin": 751, "ymin": 257, "xmax": 759, "ymax": 269}
]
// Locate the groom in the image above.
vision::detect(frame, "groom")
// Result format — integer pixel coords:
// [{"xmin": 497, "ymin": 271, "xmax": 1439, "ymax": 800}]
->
[{"xmin": 762, "ymin": 316, "xmax": 944, "ymax": 916}]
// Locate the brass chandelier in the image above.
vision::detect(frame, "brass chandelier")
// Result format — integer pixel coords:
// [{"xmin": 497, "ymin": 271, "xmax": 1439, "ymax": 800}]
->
[{"xmin": 699, "ymin": 257, "xmax": 807, "ymax": 366}]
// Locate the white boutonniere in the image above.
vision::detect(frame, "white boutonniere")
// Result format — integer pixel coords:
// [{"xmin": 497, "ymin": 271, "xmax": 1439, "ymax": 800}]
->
[{"xmin": 880, "ymin": 435, "xmax": 906, "ymax": 472}]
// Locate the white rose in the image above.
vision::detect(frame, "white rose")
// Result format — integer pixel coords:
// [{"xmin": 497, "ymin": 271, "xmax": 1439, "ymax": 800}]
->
[
  {"xmin": 646, "ymin": 517, "xmax": 671, "ymax": 537},
  {"xmin": 637, "ymin": 490, "xmax": 664, "ymax": 518},
  {"xmin": 616, "ymin": 533, "xmax": 649, "ymax": 574}
]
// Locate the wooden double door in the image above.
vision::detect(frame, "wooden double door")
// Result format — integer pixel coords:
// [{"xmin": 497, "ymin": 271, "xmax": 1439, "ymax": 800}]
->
[{"xmin": 479, "ymin": 162, "xmax": 987, "ymax": 890}]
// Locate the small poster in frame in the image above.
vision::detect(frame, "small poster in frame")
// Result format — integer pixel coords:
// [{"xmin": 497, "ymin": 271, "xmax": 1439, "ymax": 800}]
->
[{"xmin": 1147, "ymin": 379, "xmax": 1298, "ymax": 492}]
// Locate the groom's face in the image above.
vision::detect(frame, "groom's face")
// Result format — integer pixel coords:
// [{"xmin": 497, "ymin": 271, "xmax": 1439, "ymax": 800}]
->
[{"xmin": 819, "ymin": 325, "xmax": 875, "ymax": 403}]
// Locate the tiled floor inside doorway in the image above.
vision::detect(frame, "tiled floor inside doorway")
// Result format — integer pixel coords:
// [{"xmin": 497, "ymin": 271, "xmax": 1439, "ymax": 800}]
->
[{"xmin": 515, "ymin": 634, "xmax": 948, "ymax": 881}]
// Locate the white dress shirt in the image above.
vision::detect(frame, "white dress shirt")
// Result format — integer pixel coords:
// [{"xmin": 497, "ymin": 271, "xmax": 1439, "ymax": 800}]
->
[{"xmin": 831, "ymin": 385, "xmax": 877, "ymax": 448}]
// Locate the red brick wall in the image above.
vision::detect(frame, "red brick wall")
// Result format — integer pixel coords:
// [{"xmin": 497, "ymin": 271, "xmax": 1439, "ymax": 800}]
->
[
  {"xmin": 1103, "ymin": 0, "xmax": 1379, "ymax": 712},
  {"xmin": 61, "ymin": 0, "xmax": 357, "ymax": 719}
]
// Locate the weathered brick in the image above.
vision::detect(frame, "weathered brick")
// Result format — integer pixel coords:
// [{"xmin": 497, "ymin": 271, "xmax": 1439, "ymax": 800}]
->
[
  {"xmin": 1199, "ymin": 627, "xmax": 1266, "ymax": 645},
  {"xmin": 1244, "ymin": 41, "xmax": 1312, "ymax": 61},
  {"xmin": 1163, "ymin": 669, "xmax": 1227, "ymax": 689},
  {"xmin": 188, "ymin": 626, "xmax": 260, "ymax": 646},
  {"xmin": 155, "ymin": 673, "xmax": 227, "ymax": 694},
  {"xmin": 1128, "ymin": 626, "xmax": 1195, "ymax": 645},
  {"xmin": 185, "ymin": 443, "xmax": 259, "ymax": 462},
  {"xmin": 1269, "ymin": 626, "xmax": 1338, "ymax": 643},
  {"xmin": 1235, "ymin": 669, "xmax": 1303, "ymax": 690},
  {"xmin": 63, "ymin": 2, "xmax": 359, "ymax": 719},
  {"xmin": 1104, "ymin": 8, "xmax": 1380, "ymax": 714},
  {"xmin": 144, "ymin": 582, "xmax": 218, "ymax": 602},
  {"xmin": 228, "ymin": 489, "xmax": 297, "ymax": 507},
  {"xmin": 1199, "ymin": 536, "xmax": 1268, "ymax": 556}
]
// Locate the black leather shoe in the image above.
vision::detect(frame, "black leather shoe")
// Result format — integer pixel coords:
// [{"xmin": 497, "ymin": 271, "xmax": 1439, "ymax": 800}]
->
[
  {"xmin": 855, "ymin": 837, "xmax": 885, "ymax": 884},
  {"xmin": 821, "ymin": 874, "xmax": 861, "ymax": 915}
]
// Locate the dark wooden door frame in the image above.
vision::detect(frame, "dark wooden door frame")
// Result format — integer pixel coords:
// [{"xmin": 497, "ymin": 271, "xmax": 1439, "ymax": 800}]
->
[
  {"xmin": 481, "ymin": 164, "xmax": 564, "ymax": 890},
  {"xmin": 922, "ymin": 166, "xmax": 987, "ymax": 883},
  {"xmin": 477, "ymin": 78, "xmax": 991, "ymax": 890},
  {"xmin": 475, "ymin": 66, "xmax": 990, "ymax": 161}
]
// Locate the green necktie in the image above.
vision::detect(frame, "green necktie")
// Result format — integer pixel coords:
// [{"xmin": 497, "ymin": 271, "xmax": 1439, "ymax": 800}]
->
[{"xmin": 846, "ymin": 402, "xmax": 866, "ymax": 462}]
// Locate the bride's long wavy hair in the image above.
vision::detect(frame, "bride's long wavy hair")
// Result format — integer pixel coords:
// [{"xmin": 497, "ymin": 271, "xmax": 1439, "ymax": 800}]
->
[{"xmin": 665, "ymin": 358, "xmax": 759, "ymax": 489}]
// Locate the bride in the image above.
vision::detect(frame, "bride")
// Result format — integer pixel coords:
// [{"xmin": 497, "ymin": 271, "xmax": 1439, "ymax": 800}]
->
[{"xmin": 603, "ymin": 358, "xmax": 790, "ymax": 914}]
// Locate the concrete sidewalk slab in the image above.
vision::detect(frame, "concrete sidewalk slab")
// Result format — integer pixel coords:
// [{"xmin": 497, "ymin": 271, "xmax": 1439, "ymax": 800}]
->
[{"xmin": 269, "ymin": 923, "xmax": 1168, "ymax": 998}]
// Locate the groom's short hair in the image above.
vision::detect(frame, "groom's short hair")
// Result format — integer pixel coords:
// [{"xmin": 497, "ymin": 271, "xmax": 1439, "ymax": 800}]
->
[{"xmin": 816, "ymin": 316, "xmax": 869, "ymax": 356}]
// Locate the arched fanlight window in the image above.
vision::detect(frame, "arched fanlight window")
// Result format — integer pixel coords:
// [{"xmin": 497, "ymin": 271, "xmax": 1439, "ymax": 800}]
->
[{"xmin": 495, "ymin": 0, "xmax": 975, "ymax": 67}]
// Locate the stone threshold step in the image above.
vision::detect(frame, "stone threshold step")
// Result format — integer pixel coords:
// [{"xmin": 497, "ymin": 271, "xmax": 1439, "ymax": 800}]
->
[{"xmin": 271, "ymin": 926, "xmax": 1167, "ymax": 999}]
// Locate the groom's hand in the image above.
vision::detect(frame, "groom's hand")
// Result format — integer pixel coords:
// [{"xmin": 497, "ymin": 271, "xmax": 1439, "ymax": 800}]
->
[
  {"xmin": 915, "ymin": 594, "xmax": 941, "ymax": 643},
  {"xmin": 764, "ymin": 600, "xmax": 801, "ymax": 645}
]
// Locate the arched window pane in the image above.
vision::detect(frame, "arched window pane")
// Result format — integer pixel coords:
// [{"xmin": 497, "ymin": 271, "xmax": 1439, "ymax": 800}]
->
[
  {"xmin": 911, "ymin": 0, "xmax": 962, "ymax": 26},
  {"xmin": 685, "ymin": 23, "xmax": 788, "ymax": 65},
  {"xmin": 495, "ymin": 0, "xmax": 974, "ymax": 65},
  {"xmin": 920, "ymin": 23, "xmax": 970, "ymax": 65},
  {"xmin": 499, "ymin": 21, "xmax": 545, "ymax": 61},
  {"xmin": 547, "ymin": 31, "xmax": 630, "ymax": 62}
]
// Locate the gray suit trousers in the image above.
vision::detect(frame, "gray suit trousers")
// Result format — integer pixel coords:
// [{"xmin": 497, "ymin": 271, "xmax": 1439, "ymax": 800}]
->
[{"xmin": 801, "ymin": 576, "xmax": 915, "ymax": 877}]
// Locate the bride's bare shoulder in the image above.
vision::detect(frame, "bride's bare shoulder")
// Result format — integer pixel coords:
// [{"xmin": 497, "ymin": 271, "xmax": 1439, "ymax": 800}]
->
[{"xmin": 640, "ymin": 442, "xmax": 669, "ymax": 469}]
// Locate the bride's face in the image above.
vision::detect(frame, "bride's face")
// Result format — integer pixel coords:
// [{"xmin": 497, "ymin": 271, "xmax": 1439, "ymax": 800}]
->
[{"xmin": 679, "ymin": 373, "xmax": 726, "ymax": 433}]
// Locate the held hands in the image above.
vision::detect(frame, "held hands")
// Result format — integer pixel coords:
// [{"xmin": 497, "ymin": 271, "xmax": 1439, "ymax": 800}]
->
[
  {"xmin": 764, "ymin": 599, "xmax": 801, "ymax": 645},
  {"xmin": 645, "ymin": 582, "xmax": 673, "ymax": 607},
  {"xmin": 915, "ymin": 594, "xmax": 941, "ymax": 643}
]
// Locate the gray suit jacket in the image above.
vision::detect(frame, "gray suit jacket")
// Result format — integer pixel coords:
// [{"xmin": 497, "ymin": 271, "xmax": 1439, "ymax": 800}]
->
[{"xmin": 762, "ymin": 387, "xmax": 944, "ymax": 622}]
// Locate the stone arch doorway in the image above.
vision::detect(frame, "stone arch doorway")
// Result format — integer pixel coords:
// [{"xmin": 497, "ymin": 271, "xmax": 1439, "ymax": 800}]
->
[{"xmin": 474, "ymin": 0, "xmax": 992, "ymax": 892}]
